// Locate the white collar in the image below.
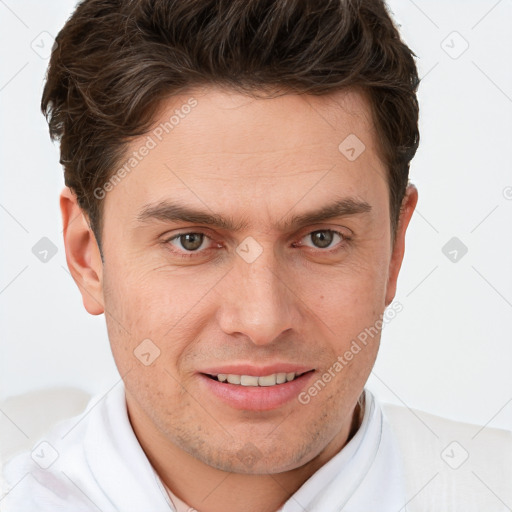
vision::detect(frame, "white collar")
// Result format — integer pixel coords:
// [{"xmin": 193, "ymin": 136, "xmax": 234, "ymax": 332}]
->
[
  {"xmin": 156, "ymin": 388, "xmax": 407, "ymax": 512},
  {"xmin": 3, "ymin": 383, "xmax": 407, "ymax": 511}
]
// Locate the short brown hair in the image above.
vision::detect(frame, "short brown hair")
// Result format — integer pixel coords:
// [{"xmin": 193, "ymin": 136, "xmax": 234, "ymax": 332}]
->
[{"xmin": 42, "ymin": 0, "xmax": 420, "ymax": 249}]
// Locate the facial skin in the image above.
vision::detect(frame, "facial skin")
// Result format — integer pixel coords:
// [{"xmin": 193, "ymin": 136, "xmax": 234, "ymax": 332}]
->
[{"xmin": 61, "ymin": 87, "xmax": 417, "ymax": 512}]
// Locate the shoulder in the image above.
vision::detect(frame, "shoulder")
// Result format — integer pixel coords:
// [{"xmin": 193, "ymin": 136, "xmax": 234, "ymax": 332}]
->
[
  {"xmin": 382, "ymin": 401, "xmax": 511, "ymax": 443},
  {"xmin": 1, "ymin": 383, "xmax": 169, "ymax": 511},
  {"xmin": 380, "ymin": 401, "xmax": 512, "ymax": 511},
  {"xmin": 1, "ymin": 386, "xmax": 123, "ymax": 511}
]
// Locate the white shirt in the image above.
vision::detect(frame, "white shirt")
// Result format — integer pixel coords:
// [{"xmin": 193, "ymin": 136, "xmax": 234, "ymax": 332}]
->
[
  {"xmin": 160, "ymin": 388, "xmax": 407, "ymax": 512},
  {"xmin": 1, "ymin": 382, "xmax": 510, "ymax": 511}
]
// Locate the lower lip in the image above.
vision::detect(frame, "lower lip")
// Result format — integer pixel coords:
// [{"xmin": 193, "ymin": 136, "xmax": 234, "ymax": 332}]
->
[{"xmin": 198, "ymin": 371, "xmax": 315, "ymax": 411}]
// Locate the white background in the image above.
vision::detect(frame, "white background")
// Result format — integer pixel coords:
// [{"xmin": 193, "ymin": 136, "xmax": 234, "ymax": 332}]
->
[{"xmin": 1, "ymin": 0, "xmax": 511, "ymax": 431}]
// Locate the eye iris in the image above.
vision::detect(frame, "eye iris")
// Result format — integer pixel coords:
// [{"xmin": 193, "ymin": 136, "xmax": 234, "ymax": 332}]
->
[
  {"xmin": 180, "ymin": 233, "xmax": 204, "ymax": 251},
  {"xmin": 311, "ymin": 230, "xmax": 333, "ymax": 248}
]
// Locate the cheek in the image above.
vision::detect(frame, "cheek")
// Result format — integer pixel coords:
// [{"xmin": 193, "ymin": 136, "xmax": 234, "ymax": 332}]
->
[
  {"xmin": 102, "ymin": 256, "xmax": 180, "ymax": 329},
  {"xmin": 302, "ymin": 252, "xmax": 390, "ymax": 325},
  {"xmin": 101, "ymin": 262, "xmax": 218, "ymax": 374}
]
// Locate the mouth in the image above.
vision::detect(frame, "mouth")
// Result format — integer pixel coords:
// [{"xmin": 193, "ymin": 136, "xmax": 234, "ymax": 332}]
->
[
  {"xmin": 198, "ymin": 365, "xmax": 316, "ymax": 410},
  {"xmin": 202, "ymin": 370, "xmax": 314, "ymax": 387}
]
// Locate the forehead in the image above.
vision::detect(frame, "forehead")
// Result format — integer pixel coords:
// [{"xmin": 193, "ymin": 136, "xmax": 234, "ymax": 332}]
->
[
  {"xmin": 103, "ymin": 86, "xmax": 388, "ymax": 226},
  {"xmin": 151, "ymin": 86, "xmax": 379, "ymax": 165}
]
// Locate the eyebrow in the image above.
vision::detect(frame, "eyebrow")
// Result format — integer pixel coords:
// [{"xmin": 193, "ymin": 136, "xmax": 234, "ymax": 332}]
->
[{"xmin": 136, "ymin": 197, "xmax": 372, "ymax": 232}]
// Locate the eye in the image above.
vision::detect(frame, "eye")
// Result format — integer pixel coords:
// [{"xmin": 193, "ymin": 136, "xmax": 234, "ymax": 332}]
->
[
  {"xmin": 168, "ymin": 232, "xmax": 210, "ymax": 252},
  {"xmin": 300, "ymin": 230, "xmax": 346, "ymax": 250},
  {"xmin": 163, "ymin": 229, "xmax": 349, "ymax": 260}
]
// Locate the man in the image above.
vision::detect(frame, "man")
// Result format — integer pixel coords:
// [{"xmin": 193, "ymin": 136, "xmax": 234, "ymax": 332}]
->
[{"xmin": 2, "ymin": 0, "xmax": 510, "ymax": 510}]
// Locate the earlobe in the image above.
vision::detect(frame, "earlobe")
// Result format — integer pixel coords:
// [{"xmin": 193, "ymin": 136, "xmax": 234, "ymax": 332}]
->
[
  {"xmin": 60, "ymin": 187, "xmax": 105, "ymax": 315},
  {"xmin": 384, "ymin": 184, "xmax": 419, "ymax": 307}
]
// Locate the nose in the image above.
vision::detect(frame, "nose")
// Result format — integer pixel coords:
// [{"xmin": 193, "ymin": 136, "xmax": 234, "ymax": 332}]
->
[{"xmin": 215, "ymin": 246, "xmax": 299, "ymax": 346}]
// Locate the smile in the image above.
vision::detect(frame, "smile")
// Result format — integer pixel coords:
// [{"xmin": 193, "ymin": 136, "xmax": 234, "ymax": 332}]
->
[{"xmin": 205, "ymin": 371, "xmax": 311, "ymax": 387}]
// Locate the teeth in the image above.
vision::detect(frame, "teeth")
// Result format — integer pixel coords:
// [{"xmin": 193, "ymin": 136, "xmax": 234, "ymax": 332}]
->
[
  {"xmin": 258, "ymin": 374, "xmax": 277, "ymax": 386},
  {"xmin": 227, "ymin": 374, "xmax": 241, "ymax": 384},
  {"xmin": 214, "ymin": 372, "xmax": 300, "ymax": 386},
  {"xmin": 241, "ymin": 375, "xmax": 259, "ymax": 386}
]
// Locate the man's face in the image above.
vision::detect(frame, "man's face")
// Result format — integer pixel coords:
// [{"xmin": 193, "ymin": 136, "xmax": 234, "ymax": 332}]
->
[{"xmin": 92, "ymin": 87, "xmax": 411, "ymax": 473}]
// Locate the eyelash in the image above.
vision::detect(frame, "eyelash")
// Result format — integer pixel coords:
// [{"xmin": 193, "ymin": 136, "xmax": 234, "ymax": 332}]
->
[{"xmin": 163, "ymin": 229, "xmax": 351, "ymax": 260}]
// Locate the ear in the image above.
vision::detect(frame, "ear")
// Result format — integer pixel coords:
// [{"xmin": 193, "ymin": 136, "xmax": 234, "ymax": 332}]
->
[
  {"xmin": 60, "ymin": 187, "xmax": 105, "ymax": 315},
  {"xmin": 385, "ymin": 184, "xmax": 418, "ymax": 307}
]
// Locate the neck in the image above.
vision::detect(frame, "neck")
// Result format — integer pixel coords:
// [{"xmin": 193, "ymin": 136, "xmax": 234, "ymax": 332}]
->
[{"xmin": 127, "ymin": 397, "xmax": 364, "ymax": 512}]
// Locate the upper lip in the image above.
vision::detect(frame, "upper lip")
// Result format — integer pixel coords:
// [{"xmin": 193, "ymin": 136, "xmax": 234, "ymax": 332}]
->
[{"xmin": 199, "ymin": 364, "xmax": 315, "ymax": 376}]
